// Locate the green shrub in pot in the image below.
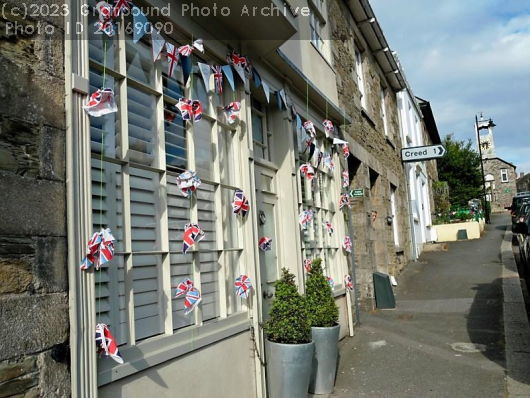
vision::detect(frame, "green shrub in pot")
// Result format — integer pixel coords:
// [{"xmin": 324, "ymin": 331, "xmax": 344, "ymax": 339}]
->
[{"xmin": 306, "ymin": 258, "xmax": 340, "ymax": 394}]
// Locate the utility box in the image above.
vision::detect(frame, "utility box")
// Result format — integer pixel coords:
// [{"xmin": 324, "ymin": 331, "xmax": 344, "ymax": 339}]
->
[
  {"xmin": 373, "ymin": 272, "xmax": 396, "ymax": 309},
  {"xmin": 457, "ymin": 229, "xmax": 468, "ymax": 240}
]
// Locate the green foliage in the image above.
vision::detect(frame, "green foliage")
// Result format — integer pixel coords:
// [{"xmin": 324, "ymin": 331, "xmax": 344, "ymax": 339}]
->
[
  {"xmin": 437, "ymin": 134, "xmax": 482, "ymax": 208},
  {"xmin": 305, "ymin": 259, "xmax": 339, "ymax": 328},
  {"xmin": 265, "ymin": 268, "xmax": 311, "ymax": 344},
  {"xmin": 433, "ymin": 181, "xmax": 450, "ymax": 213}
]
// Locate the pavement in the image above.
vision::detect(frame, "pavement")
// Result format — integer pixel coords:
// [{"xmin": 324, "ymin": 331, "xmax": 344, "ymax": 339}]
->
[{"xmin": 325, "ymin": 214, "xmax": 530, "ymax": 398}]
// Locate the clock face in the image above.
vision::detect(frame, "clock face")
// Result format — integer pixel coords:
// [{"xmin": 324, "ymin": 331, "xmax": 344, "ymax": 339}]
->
[{"xmin": 481, "ymin": 141, "xmax": 491, "ymax": 150}]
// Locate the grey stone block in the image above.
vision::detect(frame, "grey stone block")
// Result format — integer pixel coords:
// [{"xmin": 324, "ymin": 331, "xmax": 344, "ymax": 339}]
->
[
  {"xmin": 0, "ymin": 357, "xmax": 37, "ymax": 383},
  {"xmin": 34, "ymin": 237, "xmax": 67, "ymax": 293},
  {"xmin": 39, "ymin": 350, "xmax": 71, "ymax": 398},
  {"xmin": 0, "ymin": 293, "xmax": 68, "ymax": 360},
  {"xmin": 0, "ymin": 257, "xmax": 33, "ymax": 294},
  {"xmin": 39, "ymin": 126, "xmax": 65, "ymax": 182},
  {"xmin": 0, "ymin": 376, "xmax": 38, "ymax": 398},
  {"xmin": 0, "ymin": 57, "xmax": 65, "ymax": 130},
  {"xmin": 0, "ymin": 173, "xmax": 65, "ymax": 237}
]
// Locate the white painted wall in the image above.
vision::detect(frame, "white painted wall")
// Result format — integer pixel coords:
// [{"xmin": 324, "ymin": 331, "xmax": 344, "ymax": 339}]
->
[
  {"xmin": 99, "ymin": 333, "xmax": 257, "ymax": 398},
  {"xmin": 398, "ymin": 90, "xmax": 434, "ymax": 258}
]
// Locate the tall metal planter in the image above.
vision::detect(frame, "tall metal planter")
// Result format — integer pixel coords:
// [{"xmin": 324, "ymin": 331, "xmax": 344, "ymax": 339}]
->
[
  {"xmin": 266, "ymin": 340, "xmax": 315, "ymax": 398},
  {"xmin": 309, "ymin": 324, "xmax": 341, "ymax": 394}
]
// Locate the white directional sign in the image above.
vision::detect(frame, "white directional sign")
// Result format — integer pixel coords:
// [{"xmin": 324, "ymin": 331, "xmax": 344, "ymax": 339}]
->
[{"xmin": 401, "ymin": 144, "xmax": 446, "ymax": 163}]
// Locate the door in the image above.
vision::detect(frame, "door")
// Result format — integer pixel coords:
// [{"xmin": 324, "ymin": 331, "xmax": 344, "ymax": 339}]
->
[{"xmin": 254, "ymin": 165, "xmax": 279, "ymax": 320}]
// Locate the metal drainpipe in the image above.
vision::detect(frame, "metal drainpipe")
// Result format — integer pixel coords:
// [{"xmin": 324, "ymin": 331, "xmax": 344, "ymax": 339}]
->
[{"xmin": 404, "ymin": 163, "xmax": 418, "ymax": 260}]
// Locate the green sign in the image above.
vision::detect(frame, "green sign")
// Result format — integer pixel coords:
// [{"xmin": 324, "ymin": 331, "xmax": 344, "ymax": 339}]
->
[{"xmin": 350, "ymin": 189, "xmax": 364, "ymax": 198}]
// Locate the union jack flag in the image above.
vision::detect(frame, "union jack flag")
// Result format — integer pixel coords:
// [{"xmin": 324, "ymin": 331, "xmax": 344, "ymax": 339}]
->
[
  {"xmin": 323, "ymin": 154, "xmax": 335, "ymax": 172},
  {"xmin": 178, "ymin": 44, "xmax": 193, "ymax": 57},
  {"xmin": 80, "ymin": 228, "xmax": 116, "ymax": 271},
  {"xmin": 112, "ymin": 0, "xmax": 133, "ymax": 18},
  {"xmin": 223, "ymin": 102, "xmax": 242, "ymax": 124},
  {"xmin": 95, "ymin": 323, "xmax": 123, "ymax": 364},
  {"xmin": 165, "ymin": 43, "xmax": 179, "ymax": 79},
  {"xmin": 235, "ymin": 275, "xmax": 252, "ymax": 299},
  {"xmin": 326, "ymin": 276, "xmax": 335, "ymax": 290},
  {"xmin": 323, "ymin": 119, "xmax": 334, "ymax": 138},
  {"xmin": 259, "ymin": 237, "xmax": 272, "ymax": 251},
  {"xmin": 345, "ymin": 275, "xmax": 354, "ymax": 291},
  {"xmin": 176, "ymin": 170, "xmax": 201, "ymax": 198},
  {"xmin": 97, "ymin": 1, "xmax": 114, "ymax": 20},
  {"xmin": 339, "ymin": 193, "xmax": 351, "ymax": 210},
  {"xmin": 303, "ymin": 120, "xmax": 316, "ymax": 138},
  {"xmin": 175, "ymin": 98, "xmax": 202, "ymax": 122},
  {"xmin": 232, "ymin": 189, "xmax": 249, "ymax": 217},
  {"xmin": 342, "ymin": 170, "xmax": 349, "ymax": 188},
  {"xmin": 227, "ymin": 51, "xmax": 249, "ymax": 70},
  {"xmin": 304, "ymin": 259, "xmax": 312, "ymax": 274},
  {"xmin": 299, "ymin": 163, "xmax": 315, "ymax": 181},
  {"xmin": 343, "ymin": 143, "xmax": 350, "ymax": 159},
  {"xmin": 299, "ymin": 209, "xmax": 313, "ymax": 230},
  {"xmin": 316, "ymin": 151, "xmax": 324, "ymax": 169},
  {"xmin": 174, "ymin": 278, "xmax": 194, "ymax": 298},
  {"xmin": 182, "ymin": 223, "xmax": 205, "ymax": 254},
  {"xmin": 184, "ymin": 288, "xmax": 202, "ymax": 315},
  {"xmin": 302, "ymin": 138, "xmax": 313, "ymax": 155},
  {"xmin": 211, "ymin": 65, "xmax": 223, "ymax": 94},
  {"xmin": 95, "ymin": 20, "xmax": 115, "ymax": 37},
  {"xmin": 342, "ymin": 236, "xmax": 353, "ymax": 253},
  {"xmin": 323, "ymin": 220, "xmax": 334, "ymax": 236},
  {"xmin": 83, "ymin": 88, "xmax": 118, "ymax": 117}
]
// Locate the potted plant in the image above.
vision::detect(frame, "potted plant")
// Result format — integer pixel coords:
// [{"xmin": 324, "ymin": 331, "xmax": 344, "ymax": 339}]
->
[
  {"xmin": 265, "ymin": 268, "xmax": 314, "ymax": 398},
  {"xmin": 306, "ymin": 258, "xmax": 340, "ymax": 394}
]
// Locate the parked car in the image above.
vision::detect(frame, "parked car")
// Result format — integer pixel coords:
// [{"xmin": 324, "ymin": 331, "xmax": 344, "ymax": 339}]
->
[
  {"xmin": 514, "ymin": 206, "xmax": 530, "ymax": 282},
  {"xmin": 508, "ymin": 192, "xmax": 530, "ymax": 230}
]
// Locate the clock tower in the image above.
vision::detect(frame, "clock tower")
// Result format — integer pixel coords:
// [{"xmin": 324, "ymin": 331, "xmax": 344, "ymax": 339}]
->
[{"xmin": 477, "ymin": 114, "xmax": 496, "ymax": 159}]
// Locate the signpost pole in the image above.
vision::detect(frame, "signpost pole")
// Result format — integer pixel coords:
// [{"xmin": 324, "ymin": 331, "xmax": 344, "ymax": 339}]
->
[{"xmin": 475, "ymin": 115, "xmax": 491, "ymax": 224}]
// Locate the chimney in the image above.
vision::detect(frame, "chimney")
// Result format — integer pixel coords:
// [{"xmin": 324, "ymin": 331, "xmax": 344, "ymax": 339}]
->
[{"xmin": 521, "ymin": 172, "xmax": 525, "ymax": 178}]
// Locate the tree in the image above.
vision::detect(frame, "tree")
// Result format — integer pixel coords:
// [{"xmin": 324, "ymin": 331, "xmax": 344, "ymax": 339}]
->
[
  {"xmin": 305, "ymin": 258, "xmax": 339, "ymax": 328},
  {"xmin": 265, "ymin": 268, "xmax": 311, "ymax": 344},
  {"xmin": 437, "ymin": 134, "xmax": 482, "ymax": 208}
]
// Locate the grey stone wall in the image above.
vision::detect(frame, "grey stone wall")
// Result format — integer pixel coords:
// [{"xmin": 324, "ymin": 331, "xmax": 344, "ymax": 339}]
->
[
  {"xmin": 328, "ymin": 0, "xmax": 412, "ymax": 309},
  {"xmin": 0, "ymin": 2, "xmax": 70, "ymax": 397},
  {"xmin": 483, "ymin": 158, "xmax": 517, "ymax": 213}
]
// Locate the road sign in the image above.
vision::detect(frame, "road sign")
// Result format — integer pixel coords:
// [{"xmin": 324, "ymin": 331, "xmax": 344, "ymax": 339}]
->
[
  {"xmin": 350, "ymin": 189, "xmax": 364, "ymax": 197},
  {"xmin": 401, "ymin": 144, "xmax": 446, "ymax": 163}
]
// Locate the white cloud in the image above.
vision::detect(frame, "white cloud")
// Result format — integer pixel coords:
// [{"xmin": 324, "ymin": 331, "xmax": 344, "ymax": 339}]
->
[{"xmin": 371, "ymin": 0, "xmax": 530, "ymax": 173}]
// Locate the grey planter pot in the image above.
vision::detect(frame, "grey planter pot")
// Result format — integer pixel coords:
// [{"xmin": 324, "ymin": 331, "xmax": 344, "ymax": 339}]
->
[
  {"xmin": 309, "ymin": 324, "xmax": 341, "ymax": 394},
  {"xmin": 266, "ymin": 339, "xmax": 315, "ymax": 398}
]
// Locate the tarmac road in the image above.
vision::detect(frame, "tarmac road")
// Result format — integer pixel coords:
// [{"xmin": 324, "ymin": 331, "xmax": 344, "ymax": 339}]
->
[{"xmin": 327, "ymin": 214, "xmax": 530, "ymax": 398}]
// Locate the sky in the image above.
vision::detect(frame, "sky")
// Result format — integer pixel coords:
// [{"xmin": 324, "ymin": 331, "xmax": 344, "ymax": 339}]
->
[{"xmin": 370, "ymin": 0, "xmax": 530, "ymax": 175}]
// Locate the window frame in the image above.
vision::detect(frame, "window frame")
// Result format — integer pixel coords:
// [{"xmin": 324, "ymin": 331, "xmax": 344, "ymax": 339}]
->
[
  {"xmin": 380, "ymin": 87, "xmax": 389, "ymax": 136},
  {"xmin": 87, "ymin": 9, "xmax": 251, "ymax": 384},
  {"xmin": 295, "ymin": 121, "xmax": 347, "ymax": 290},
  {"xmin": 355, "ymin": 47, "xmax": 366, "ymax": 109},
  {"xmin": 501, "ymin": 168, "xmax": 509, "ymax": 183},
  {"xmin": 309, "ymin": 7, "xmax": 325, "ymax": 53}
]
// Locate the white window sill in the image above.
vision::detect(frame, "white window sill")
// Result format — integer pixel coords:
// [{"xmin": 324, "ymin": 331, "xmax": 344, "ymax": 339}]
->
[{"xmin": 97, "ymin": 312, "xmax": 250, "ymax": 386}]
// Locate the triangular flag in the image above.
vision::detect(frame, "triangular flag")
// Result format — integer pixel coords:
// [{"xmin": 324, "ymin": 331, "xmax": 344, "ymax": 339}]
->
[
  {"xmin": 296, "ymin": 114, "xmax": 302, "ymax": 132},
  {"xmin": 232, "ymin": 64, "xmax": 246, "ymax": 83},
  {"xmin": 180, "ymin": 54, "xmax": 192, "ymax": 85},
  {"xmin": 279, "ymin": 89, "xmax": 287, "ymax": 109},
  {"xmin": 198, "ymin": 63, "xmax": 211, "ymax": 92},
  {"xmin": 132, "ymin": 6, "xmax": 150, "ymax": 44},
  {"xmin": 262, "ymin": 81, "xmax": 270, "ymax": 103},
  {"xmin": 151, "ymin": 29, "xmax": 165, "ymax": 62},
  {"xmin": 308, "ymin": 143, "xmax": 316, "ymax": 161},
  {"xmin": 165, "ymin": 43, "xmax": 179, "ymax": 79},
  {"xmin": 221, "ymin": 65, "xmax": 235, "ymax": 91},
  {"xmin": 333, "ymin": 138, "xmax": 348, "ymax": 145},
  {"xmin": 276, "ymin": 91, "xmax": 282, "ymax": 111},
  {"xmin": 253, "ymin": 67, "xmax": 262, "ymax": 89}
]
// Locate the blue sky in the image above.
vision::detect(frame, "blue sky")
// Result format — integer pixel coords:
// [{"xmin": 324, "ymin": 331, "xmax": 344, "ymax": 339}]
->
[{"xmin": 370, "ymin": 0, "xmax": 530, "ymax": 174}]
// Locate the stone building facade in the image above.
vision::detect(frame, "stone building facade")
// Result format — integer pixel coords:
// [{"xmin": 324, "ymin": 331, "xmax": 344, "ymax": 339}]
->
[
  {"xmin": 0, "ymin": 6, "xmax": 70, "ymax": 398},
  {"xmin": 0, "ymin": 0, "xmax": 441, "ymax": 396},
  {"xmin": 328, "ymin": 0, "xmax": 413, "ymax": 308},
  {"xmin": 483, "ymin": 158, "xmax": 517, "ymax": 212},
  {"xmin": 517, "ymin": 173, "xmax": 530, "ymax": 193}
]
